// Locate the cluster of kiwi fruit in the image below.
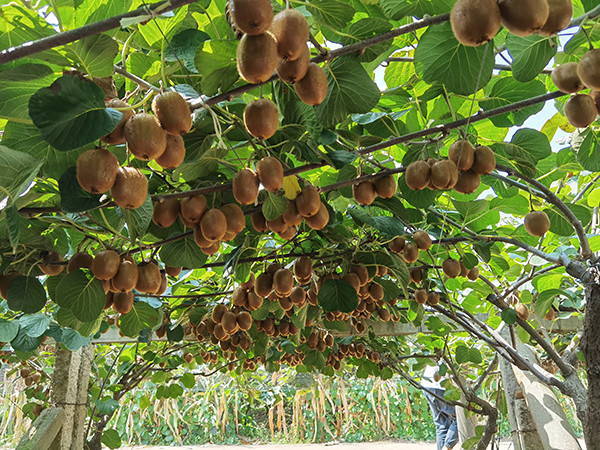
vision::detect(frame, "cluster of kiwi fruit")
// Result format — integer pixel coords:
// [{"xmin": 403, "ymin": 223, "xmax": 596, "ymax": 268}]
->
[
  {"xmin": 451, "ymin": 0, "xmax": 572, "ymax": 47},
  {"xmin": 404, "ymin": 141, "xmax": 496, "ymax": 194},
  {"xmin": 233, "ymin": 156, "xmax": 284, "ymax": 204},
  {"xmin": 76, "ymin": 90, "xmax": 191, "ymax": 210},
  {"xmin": 388, "ymin": 230, "xmax": 432, "ymax": 264},
  {"xmin": 551, "ymin": 50, "xmax": 600, "ymax": 128},
  {"xmin": 352, "ymin": 173, "xmax": 397, "ymax": 206}
]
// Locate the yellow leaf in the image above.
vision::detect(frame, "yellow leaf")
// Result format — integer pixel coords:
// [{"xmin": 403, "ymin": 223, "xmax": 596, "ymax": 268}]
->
[{"xmin": 283, "ymin": 176, "xmax": 301, "ymax": 200}]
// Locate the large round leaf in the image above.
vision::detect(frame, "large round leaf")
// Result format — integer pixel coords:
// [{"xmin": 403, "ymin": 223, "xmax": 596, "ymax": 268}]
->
[
  {"xmin": 119, "ymin": 302, "xmax": 161, "ymax": 338},
  {"xmin": 7, "ymin": 276, "xmax": 47, "ymax": 314},
  {"xmin": 318, "ymin": 279, "xmax": 358, "ymax": 313},
  {"xmin": 55, "ymin": 270, "xmax": 105, "ymax": 322}
]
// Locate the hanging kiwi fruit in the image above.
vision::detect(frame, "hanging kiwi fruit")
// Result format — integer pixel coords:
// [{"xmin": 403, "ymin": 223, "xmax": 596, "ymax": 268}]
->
[
  {"xmin": 244, "ymin": 99, "xmax": 279, "ymax": 140},
  {"xmin": 450, "ymin": 0, "xmax": 501, "ymax": 46}
]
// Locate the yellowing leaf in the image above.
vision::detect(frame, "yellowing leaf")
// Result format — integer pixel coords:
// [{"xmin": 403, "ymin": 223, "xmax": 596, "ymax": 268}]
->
[{"xmin": 283, "ymin": 176, "xmax": 301, "ymax": 200}]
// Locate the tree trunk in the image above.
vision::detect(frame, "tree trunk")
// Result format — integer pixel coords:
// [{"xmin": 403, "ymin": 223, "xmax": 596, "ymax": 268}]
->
[{"xmin": 582, "ymin": 282, "xmax": 600, "ymax": 450}]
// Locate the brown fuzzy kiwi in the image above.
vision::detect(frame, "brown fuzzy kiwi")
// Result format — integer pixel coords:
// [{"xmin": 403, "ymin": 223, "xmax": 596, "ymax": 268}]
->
[
  {"xmin": 374, "ymin": 174, "xmax": 396, "ymax": 199},
  {"xmin": 448, "ymin": 140, "xmax": 475, "ymax": 171},
  {"xmin": 471, "ymin": 146, "xmax": 496, "ymax": 175},
  {"xmin": 136, "ymin": 261, "xmax": 162, "ymax": 294},
  {"xmin": 497, "ymin": 0, "xmax": 549, "ymax": 36},
  {"xmin": 270, "ymin": 9, "xmax": 310, "ymax": 61},
  {"xmin": 409, "ymin": 267, "xmax": 424, "ymax": 284},
  {"xmin": 111, "ymin": 167, "xmax": 148, "ymax": 210},
  {"xmin": 294, "ymin": 256, "xmax": 313, "ymax": 280},
  {"xmin": 539, "ymin": 0, "xmax": 573, "ymax": 36},
  {"xmin": 294, "ymin": 63, "xmax": 328, "ymax": 106},
  {"xmin": 290, "ymin": 286, "xmax": 306, "ymax": 305},
  {"xmin": 277, "ymin": 44, "xmax": 310, "ymax": 83},
  {"xmin": 212, "ymin": 304, "xmax": 228, "ymax": 324},
  {"xmin": 377, "ymin": 265, "xmax": 388, "ymax": 277},
  {"xmin": 565, "ymin": 94, "xmax": 598, "ymax": 128},
  {"xmin": 165, "ymin": 266, "xmax": 182, "ymax": 277},
  {"xmin": 405, "ymin": 161, "xmax": 431, "ymax": 191},
  {"xmin": 403, "ymin": 243, "xmax": 419, "ymax": 263},
  {"xmin": 237, "ymin": 32, "xmax": 278, "ymax": 84},
  {"xmin": 350, "ymin": 264, "xmax": 369, "ymax": 286},
  {"xmin": 38, "ymin": 251, "xmax": 65, "ymax": 276},
  {"xmin": 201, "ymin": 241, "xmax": 220, "ymax": 256},
  {"xmin": 152, "ymin": 198, "xmax": 180, "ymax": 228},
  {"xmin": 427, "ymin": 292, "xmax": 440, "ymax": 306},
  {"xmin": 551, "ymin": 63, "xmax": 584, "ymax": 94},
  {"xmin": 389, "ymin": 236, "xmax": 406, "ymax": 253},
  {"xmin": 229, "ymin": 0, "xmax": 273, "ymax": 35},
  {"xmin": 343, "ymin": 273, "xmax": 361, "ymax": 292},
  {"xmin": 515, "ymin": 303, "xmax": 530, "ymax": 321},
  {"xmin": 273, "ymin": 268, "xmax": 294, "ymax": 296},
  {"xmin": 295, "ymin": 185, "xmax": 321, "ymax": 217},
  {"xmin": 353, "ymin": 181, "xmax": 376, "ymax": 206},
  {"xmin": 591, "ymin": 91, "xmax": 600, "ymax": 114},
  {"xmin": 450, "ymin": 0, "xmax": 501, "ymax": 46},
  {"xmin": 67, "ymin": 252, "xmax": 93, "ymax": 273},
  {"xmin": 152, "ymin": 91, "xmax": 192, "ymax": 136},
  {"xmin": 233, "ymin": 168, "xmax": 260, "ymax": 205},
  {"xmin": 0, "ymin": 272, "xmax": 21, "ymax": 300},
  {"xmin": 237, "ymin": 311, "xmax": 253, "ymax": 331},
  {"xmin": 104, "ymin": 292, "xmax": 114, "ymax": 311},
  {"xmin": 247, "ymin": 291, "xmax": 264, "ymax": 310},
  {"xmin": 102, "ymin": 99, "xmax": 135, "ymax": 145},
  {"xmin": 460, "ymin": 261, "xmax": 469, "ymax": 278},
  {"xmin": 304, "ymin": 202, "xmax": 329, "ymax": 230},
  {"xmin": 220, "ymin": 203, "xmax": 245, "ymax": 234},
  {"xmin": 200, "ymin": 208, "xmax": 228, "ymax": 242},
  {"xmin": 442, "ymin": 258, "xmax": 461, "ymax": 278},
  {"xmin": 369, "ymin": 283, "xmax": 384, "ymax": 301},
  {"xmin": 181, "ymin": 195, "xmax": 207, "ymax": 226},
  {"xmin": 267, "ymin": 216, "xmax": 288, "ymax": 234},
  {"xmin": 524, "ymin": 211, "xmax": 550, "ymax": 236},
  {"xmin": 378, "ymin": 308, "xmax": 391, "ymax": 322},
  {"xmin": 156, "ymin": 134, "xmax": 186, "ymax": 169},
  {"xmin": 240, "ymin": 272, "xmax": 255, "ymax": 291},
  {"xmin": 222, "ymin": 311, "xmax": 239, "ymax": 334},
  {"xmin": 544, "ymin": 308, "xmax": 556, "ymax": 321},
  {"xmin": 232, "ymin": 287, "xmax": 248, "ymax": 307},
  {"xmin": 244, "ymin": 99, "xmax": 279, "ymax": 140},
  {"xmin": 414, "ymin": 289, "xmax": 427, "ymax": 305},
  {"xmin": 111, "ymin": 260, "xmax": 139, "ymax": 292},
  {"xmin": 431, "ymin": 160, "xmax": 458, "ymax": 190},
  {"xmin": 194, "ymin": 225, "xmax": 214, "ymax": 248},
  {"xmin": 413, "ymin": 231, "xmax": 432, "ymax": 251},
  {"xmin": 255, "ymin": 273, "xmax": 273, "ymax": 297},
  {"xmin": 257, "ymin": 156, "xmax": 284, "ymax": 192},
  {"xmin": 251, "ymin": 210, "xmax": 269, "ymax": 232},
  {"xmin": 124, "ymin": 113, "xmax": 167, "ymax": 161},
  {"xmin": 277, "ymin": 226, "xmax": 297, "ymax": 240},
  {"xmin": 76, "ymin": 148, "xmax": 119, "ymax": 194},
  {"xmin": 91, "ymin": 250, "xmax": 120, "ymax": 280},
  {"xmin": 283, "ymin": 200, "xmax": 303, "ymax": 227},
  {"xmin": 454, "ymin": 170, "xmax": 481, "ymax": 194},
  {"xmin": 467, "ymin": 267, "xmax": 480, "ymax": 281},
  {"xmin": 112, "ymin": 291, "xmax": 135, "ymax": 315}
]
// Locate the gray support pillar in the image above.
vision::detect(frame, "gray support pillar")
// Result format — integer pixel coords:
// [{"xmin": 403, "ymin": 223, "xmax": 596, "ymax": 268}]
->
[{"xmin": 455, "ymin": 404, "xmax": 477, "ymax": 447}]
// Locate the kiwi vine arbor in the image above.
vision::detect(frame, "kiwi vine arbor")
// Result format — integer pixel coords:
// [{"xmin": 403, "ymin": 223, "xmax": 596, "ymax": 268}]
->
[{"xmin": 1, "ymin": 0, "xmax": 600, "ymax": 448}]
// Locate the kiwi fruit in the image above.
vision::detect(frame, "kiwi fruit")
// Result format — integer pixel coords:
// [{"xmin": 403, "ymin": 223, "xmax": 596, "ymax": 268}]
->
[
  {"xmin": 233, "ymin": 168, "xmax": 260, "ymax": 205},
  {"xmin": 515, "ymin": 302, "xmax": 530, "ymax": 321},
  {"xmin": 267, "ymin": 216, "xmax": 288, "ymax": 234},
  {"xmin": 273, "ymin": 268, "xmax": 294, "ymax": 296},
  {"xmin": 257, "ymin": 156, "xmax": 284, "ymax": 192},
  {"xmin": 181, "ymin": 195, "xmax": 207, "ymax": 226},
  {"xmin": 539, "ymin": 0, "xmax": 573, "ymax": 36},
  {"xmin": 460, "ymin": 261, "xmax": 469, "ymax": 278},
  {"xmin": 450, "ymin": 0, "xmax": 501, "ymax": 46},
  {"xmin": 551, "ymin": 63, "xmax": 584, "ymax": 94},
  {"xmin": 471, "ymin": 146, "xmax": 496, "ymax": 175},
  {"xmin": 67, "ymin": 252, "xmax": 93, "ymax": 273},
  {"xmin": 91, "ymin": 250, "xmax": 120, "ymax": 280},
  {"xmin": 294, "ymin": 63, "xmax": 328, "ymax": 106},
  {"xmin": 152, "ymin": 198, "xmax": 180, "ymax": 228},
  {"xmin": 247, "ymin": 290, "xmax": 264, "ymax": 310},
  {"xmin": 278, "ymin": 226, "xmax": 297, "ymax": 240},
  {"xmin": 343, "ymin": 273, "xmax": 361, "ymax": 292},
  {"xmin": 232, "ymin": 287, "xmax": 248, "ymax": 307},
  {"xmin": 111, "ymin": 167, "xmax": 148, "ymax": 209},
  {"xmin": 389, "ymin": 236, "xmax": 405, "ymax": 253},
  {"xmin": 448, "ymin": 140, "xmax": 475, "ymax": 171},
  {"xmin": 454, "ymin": 170, "xmax": 481, "ymax": 194},
  {"xmin": 237, "ymin": 32, "xmax": 278, "ymax": 84},
  {"xmin": 165, "ymin": 266, "xmax": 182, "ymax": 277},
  {"xmin": 76, "ymin": 147, "xmax": 119, "ymax": 194},
  {"xmin": 304, "ymin": 202, "xmax": 329, "ymax": 230},
  {"xmin": 427, "ymin": 292, "xmax": 440, "ymax": 306},
  {"xmin": 251, "ymin": 210, "xmax": 269, "ymax": 232},
  {"xmin": 102, "ymin": 99, "xmax": 135, "ymax": 145},
  {"xmin": 111, "ymin": 260, "xmax": 139, "ymax": 292},
  {"xmin": 237, "ymin": 311, "xmax": 253, "ymax": 331},
  {"xmin": 524, "ymin": 210, "xmax": 551, "ymax": 236},
  {"xmin": 222, "ymin": 311, "xmax": 239, "ymax": 334},
  {"xmin": 156, "ymin": 272, "xmax": 167, "ymax": 295},
  {"xmin": 156, "ymin": 134, "xmax": 186, "ymax": 169},
  {"xmin": 244, "ymin": 99, "xmax": 279, "ymax": 140},
  {"xmin": 369, "ymin": 283, "xmax": 384, "ymax": 301},
  {"xmin": 413, "ymin": 231, "xmax": 432, "ymax": 251},
  {"xmin": 374, "ymin": 174, "xmax": 396, "ymax": 199},
  {"xmin": 112, "ymin": 291, "xmax": 135, "ymax": 315},
  {"xmin": 124, "ymin": 113, "xmax": 167, "ymax": 161},
  {"xmin": 255, "ymin": 273, "xmax": 273, "ymax": 297},
  {"xmin": 431, "ymin": 160, "xmax": 458, "ymax": 190},
  {"xmin": 0, "ymin": 272, "xmax": 21, "ymax": 299},
  {"xmin": 295, "ymin": 185, "xmax": 321, "ymax": 217},
  {"xmin": 136, "ymin": 261, "xmax": 162, "ymax": 294},
  {"xmin": 220, "ymin": 203, "xmax": 245, "ymax": 234},
  {"xmin": 201, "ymin": 241, "xmax": 221, "ymax": 256},
  {"xmin": 405, "ymin": 161, "xmax": 431, "ymax": 191},
  {"xmin": 467, "ymin": 266, "xmax": 480, "ymax": 281},
  {"xmin": 590, "ymin": 91, "xmax": 600, "ymax": 114},
  {"xmin": 229, "ymin": 0, "xmax": 273, "ymax": 35},
  {"xmin": 353, "ymin": 181, "xmax": 376, "ymax": 206},
  {"xmin": 414, "ymin": 289, "xmax": 427, "ymax": 305},
  {"xmin": 240, "ymin": 272, "xmax": 255, "ymax": 291},
  {"xmin": 564, "ymin": 94, "xmax": 597, "ymax": 128},
  {"xmin": 403, "ymin": 243, "xmax": 419, "ymax": 263},
  {"xmin": 152, "ymin": 91, "xmax": 192, "ymax": 136},
  {"xmin": 498, "ymin": 0, "xmax": 549, "ymax": 36},
  {"xmin": 409, "ymin": 267, "xmax": 424, "ymax": 284},
  {"xmin": 544, "ymin": 308, "xmax": 556, "ymax": 321},
  {"xmin": 38, "ymin": 251, "xmax": 65, "ymax": 276},
  {"xmin": 212, "ymin": 304, "xmax": 228, "ymax": 324},
  {"xmin": 442, "ymin": 258, "xmax": 461, "ymax": 278},
  {"xmin": 200, "ymin": 208, "xmax": 228, "ymax": 242},
  {"xmin": 294, "ymin": 256, "xmax": 313, "ymax": 279},
  {"xmin": 270, "ymin": 9, "xmax": 310, "ymax": 61},
  {"xmin": 350, "ymin": 264, "xmax": 369, "ymax": 286},
  {"xmin": 283, "ymin": 200, "xmax": 303, "ymax": 227},
  {"xmin": 277, "ymin": 44, "xmax": 310, "ymax": 83}
]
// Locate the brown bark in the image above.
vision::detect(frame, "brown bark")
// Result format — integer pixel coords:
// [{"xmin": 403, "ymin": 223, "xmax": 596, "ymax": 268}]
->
[{"xmin": 582, "ymin": 281, "xmax": 600, "ymax": 450}]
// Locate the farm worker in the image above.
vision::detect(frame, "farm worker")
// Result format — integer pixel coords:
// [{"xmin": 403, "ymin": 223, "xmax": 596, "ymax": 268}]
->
[{"xmin": 421, "ymin": 365, "xmax": 459, "ymax": 450}]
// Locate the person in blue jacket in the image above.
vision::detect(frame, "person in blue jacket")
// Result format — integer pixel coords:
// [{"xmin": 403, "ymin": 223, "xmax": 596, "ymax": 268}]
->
[{"xmin": 421, "ymin": 365, "xmax": 459, "ymax": 450}]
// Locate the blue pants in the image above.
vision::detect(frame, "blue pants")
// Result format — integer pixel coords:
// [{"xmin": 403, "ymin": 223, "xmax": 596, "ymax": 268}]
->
[{"xmin": 424, "ymin": 388, "xmax": 459, "ymax": 450}]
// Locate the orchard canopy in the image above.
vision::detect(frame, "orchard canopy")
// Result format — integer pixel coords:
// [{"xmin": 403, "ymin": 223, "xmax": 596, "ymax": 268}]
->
[{"xmin": 1, "ymin": 0, "xmax": 600, "ymax": 447}]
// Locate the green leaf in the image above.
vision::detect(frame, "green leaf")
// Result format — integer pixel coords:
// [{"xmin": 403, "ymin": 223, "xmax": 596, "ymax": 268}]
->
[
  {"xmin": 0, "ymin": 145, "xmax": 43, "ymax": 204},
  {"xmin": 398, "ymin": 173, "xmax": 438, "ymax": 208},
  {"xmin": 6, "ymin": 204, "xmax": 20, "ymax": 251},
  {"xmin": 369, "ymin": 216, "xmax": 404, "ymax": 238},
  {"xmin": 506, "ymin": 35, "xmax": 557, "ymax": 82},
  {"xmin": 414, "ymin": 22, "xmax": 495, "ymax": 95},
  {"xmin": 316, "ymin": 56, "xmax": 381, "ymax": 128},
  {"xmin": 305, "ymin": 0, "xmax": 355, "ymax": 29},
  {"xmin": 535, "ymin": 288, "xmax": 562, "ymax": 317},
  {"xmin": 67, "ymin": 34, "xmax": 119, "ymax": 78},
  {"xmin": 501, "ymin": 308, "xmax": 518, "ymax": 325},
  {"xmin": 480, "ymin": 79, "xmax": 547, "ymax": 128},
  {"xmin": 11, "ymin": 328, "xmax": 43, "ymax": 352},
  {"xmin": 95, "ymin": 398, "xmax": 119, "ymax": 415},
  {"xmin": 194, "ymin": 40, "xmax": 239, "ymax": 96},
  {"xmin": 175, "ymin": 147, "xmax": 227, "ymax": 181},
  {"xmin": 336, "ymin": 18, "xmax": 392, "ymax": 62},
  {"xmin": 262, "ymin": 191, "xmax": 287, "ymax": 221},
  {"xmin": 0, "ymin": 64, "xmax": 55, "ymax": 123},
  {"xmin": 318, "ymin": 279, "xmax": 358, "ymax": 313},
  {"xmin": 101, "ymin": 429, "xmax": 122, "ymax": 450},
  {"xmin": 28, "ymin": 75, "xmax": 123, "ymax": 151},
  {"xmin": 0, "ymin": 319, "xmax": 20, "ymax": 342},
  {"xmin": 61, "ymin": 328, "xmax": 93, "ymax": 351},
  {"xmin": 7, "ymin": 276, "xmax": 47, "ymax": 314},
  {"xmin": 380, "ymin": 0, "xmax": 454, "ymax": 19},
  {"xmin": 180, "ymin": 372, "xmax": 196, "ymax": 389},
  {"xmin": 167, "ymin": 324, "xmax": 184, "ymax": 342},
  {"xmin": 55, "ymin": 271, "xmax": 105, "ymax": 322},
  {"xmin": 165, "ymin": 29, "xmax": 210, "ymax": 73},
  {"xmin": 119, "ymin": 302, "xmax": 161, "ymax": 338},
  {"xmin": 19, "ymin": 314, "xmax": 50, "ymax": 338},
  {"xmin": 159, "ymin": 236, "xmax": 207, "ymax": 269},
  {"xmin": 58, "ymin": 166, "xmax": 104, "ymax": 213},
  {"xmin": 138, "ymin": 5, "xmax": 188, "ymax": 48},
  {"xmin": 455, "ymin": 344, "xmax": 482, "ymax": 364},
  {"xmin": 572, "ymin": 128, "xmax": 600, "ymax": 172},
  {"xmin": 120, "ymin": 195, "xmax": 153, "ymax": 241}
]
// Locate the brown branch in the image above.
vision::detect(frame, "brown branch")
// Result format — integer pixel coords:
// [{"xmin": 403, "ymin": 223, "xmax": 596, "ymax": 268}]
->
[{"xmin": 387, "ymin": 57, "xmax": 553, "ymax": 75}]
